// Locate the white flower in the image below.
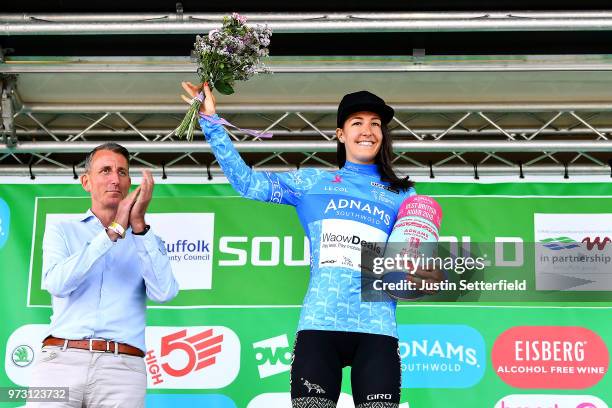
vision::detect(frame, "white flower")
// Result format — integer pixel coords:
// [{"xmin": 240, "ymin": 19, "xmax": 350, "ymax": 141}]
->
[{"xmin": 208, "ymin": 29, "xmax": 220, "ymax": 41}]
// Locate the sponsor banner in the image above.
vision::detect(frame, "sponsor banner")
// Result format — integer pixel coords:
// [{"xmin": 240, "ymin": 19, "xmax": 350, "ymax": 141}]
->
[
  {"xmin": 495, "ymin": 394, "xmax": 608, "ymax": 408},
  {"xmin": 318, "ymin": 219, "xmax": 386, "ymax": 271},
  {"xmin": 4, "ymin": 183, "xmax": 612, "ymax": 407},
  {"xmin": 144, "ymin": 326, "xmax": 240, "ymax": 389},
  {"xmin": 398, "ymin": 324, "xmax": 486, "ymax": 388},
  {"xmin": 246, "ymin": 392, "xmax": 410, "ymax": 408},
  {"xmin": 492, "ymin": 326, "xmax": 609, "ymax": 389},
  {"xmin": 27, "ymin": 196, "xmax": 310, "ymax": 307},
  {"xmin": 534, "ymin": 214, "xmax": 612, "ymax": 290},
  {"xmin": 0, "ymin": 197, "xmax": 9, "ymax": 249},
  {"xmin": 146, "ymin": 213, "xmax": 215, "ymax": 290},
  {"xmin": 253, "ymin": 334, "xmax": 292, "ymax": 379},
  {"xmin": 38, "ymin": 212, "xmax": 215, "ymax": 292},
  {"xmin": 27, "ymin": 197, "xmax": 612, "ymax": 307},
  {"xmin": 4, "ymin": 324, "xmax": 49, "ymax": 387},
  {"xmin": 5, "ymin": 324, "xmax": 241, "ymax": 390}
]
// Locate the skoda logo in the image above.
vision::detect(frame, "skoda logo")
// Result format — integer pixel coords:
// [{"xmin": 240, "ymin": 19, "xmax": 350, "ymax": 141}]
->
[{"xmin": 12, "ymin": 345, "xmax": 34, "ymax": 367}]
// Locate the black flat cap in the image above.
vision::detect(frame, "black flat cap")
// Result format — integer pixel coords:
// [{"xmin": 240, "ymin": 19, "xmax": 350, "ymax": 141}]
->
[{"xmin": 336, "ymin": 90, "xmax": 395, "ymax": 128}]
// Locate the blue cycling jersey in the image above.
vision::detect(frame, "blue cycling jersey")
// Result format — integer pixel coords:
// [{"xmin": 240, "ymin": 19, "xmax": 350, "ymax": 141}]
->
[{"xmin": 200, "ymin": 115, "xmax": 416, "ymax": 338}]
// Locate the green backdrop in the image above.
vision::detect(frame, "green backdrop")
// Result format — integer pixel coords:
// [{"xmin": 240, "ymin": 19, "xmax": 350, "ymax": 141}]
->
[{"xmin": 0, "ymin": 181, "xmax": 610, "ymax": 407}]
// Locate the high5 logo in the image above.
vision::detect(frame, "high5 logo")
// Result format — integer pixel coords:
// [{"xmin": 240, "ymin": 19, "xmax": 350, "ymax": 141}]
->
[
  {"xmin": 159, "ymin": 329, "xmax": 223, "ymax": 377},
  {"xmin": 253, "ymin": 334, "xmax": 293, "ymax": 379},
  {"xmin": 145, "ymin": 326, "xmax": 240, "ymax": 389}
]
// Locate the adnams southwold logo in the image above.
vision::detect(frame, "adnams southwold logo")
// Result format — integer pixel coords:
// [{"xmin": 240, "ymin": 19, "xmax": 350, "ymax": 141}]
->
[
  {"xmin": 398, "ymin": 324, "xmax": 486, "ymax": 388},
  {"xmin": 324, "ymin": 198, "xmax": 392, "ymax": 227},
  {"xmin": 144, "ymin": 326, "xmax": 240, "ymax": 389},
  {"xmin": 5, "ymin": 324, "xmax": 50, "ymax": 386},
  {"xmin": 0, "ymin": 197, "xmax": 9, "ymax": 249},
  {"xmin": 253, "ymin": 334, "xmax": 292, "ymax": 379}
]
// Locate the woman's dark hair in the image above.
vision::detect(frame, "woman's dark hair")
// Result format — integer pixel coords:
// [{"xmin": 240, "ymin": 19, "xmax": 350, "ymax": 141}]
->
[{"xmin": 336, "ymin": 123, "xmax": 414, "ymax": 191}]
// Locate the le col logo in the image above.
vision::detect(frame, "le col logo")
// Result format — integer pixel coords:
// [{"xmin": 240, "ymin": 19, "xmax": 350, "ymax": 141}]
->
[
  {"xmin": 397, "ymin": 324, "xmax": 486, "ymax": 389},
  {"xmin": 0, "ymin": 198, "xmax": 10, "ymax": 249},
  {"xmin": 253, "ymin": 334, "xmax": 293, "ymax": 379},
  {"xmin": 325, "ymin": 185, "xmax": 348, "ymax": 193},
  {"xmin": 495, "ymin": 394, "xmax": 608, "ymax": 408},
  {"xmin": 492, "ymin": 326, "xmax": 609, "ymax": 389},
  {"xmin": 144, "ymin": 326, "xmax": 240, "ymax": 389}
]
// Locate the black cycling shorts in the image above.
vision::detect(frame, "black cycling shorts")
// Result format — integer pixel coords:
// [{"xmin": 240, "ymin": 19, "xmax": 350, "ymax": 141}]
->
[{"xmin": 290, "ymin": 329, "xmax": 401, "ymax": 408}]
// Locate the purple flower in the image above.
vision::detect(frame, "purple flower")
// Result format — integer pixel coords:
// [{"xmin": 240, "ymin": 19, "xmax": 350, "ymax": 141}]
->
[
  {"xmin": 232, "ymin": 13, "xmax": 247, "ymax": 24},
  {"xmin": 192, "ymin": 14, "xmax": 269, "ymax": 88}
]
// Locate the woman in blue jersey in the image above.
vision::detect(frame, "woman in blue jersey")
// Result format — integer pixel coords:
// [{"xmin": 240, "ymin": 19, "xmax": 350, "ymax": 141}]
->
[{"xmin": 182, "ymin": 82, "xmax": 441, "ymax": 408}]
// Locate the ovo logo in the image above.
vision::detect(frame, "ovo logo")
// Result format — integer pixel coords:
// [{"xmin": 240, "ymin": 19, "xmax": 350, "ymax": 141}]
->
[{"xmin": 253, "ymin": 334, "xmax": 292, "ymax": 379}]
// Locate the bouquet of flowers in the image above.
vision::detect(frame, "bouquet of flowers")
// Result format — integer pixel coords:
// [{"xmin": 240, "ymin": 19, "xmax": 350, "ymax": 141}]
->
[{"xmin": 176, "ymin": 13, "xmax": 272, "ymax": 140}]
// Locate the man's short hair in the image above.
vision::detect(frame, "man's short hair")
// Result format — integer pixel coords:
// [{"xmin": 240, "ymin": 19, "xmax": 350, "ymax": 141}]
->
[{"xmin": 84, "ymin": 143, "xmax": 130, "ymax": 173}]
